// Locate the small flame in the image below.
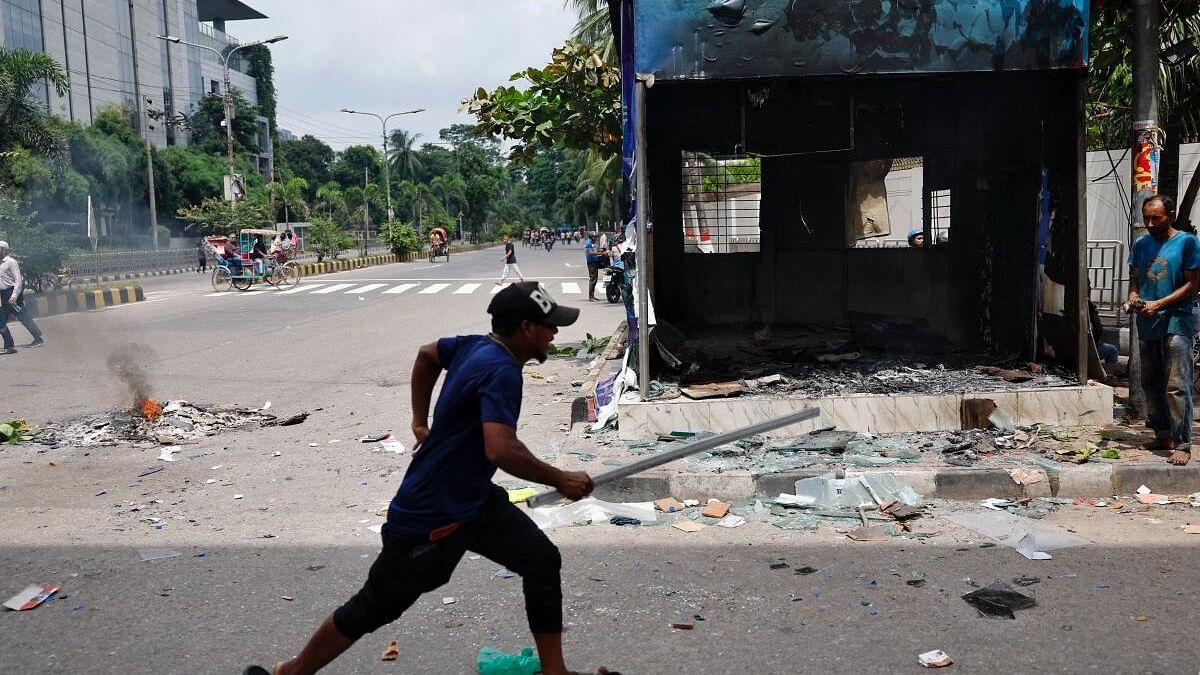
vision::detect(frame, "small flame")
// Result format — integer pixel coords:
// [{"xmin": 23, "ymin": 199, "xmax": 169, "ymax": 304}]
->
[{"xmin": 140, "ymin": 398, "xmax": 163, "ymax": 421}]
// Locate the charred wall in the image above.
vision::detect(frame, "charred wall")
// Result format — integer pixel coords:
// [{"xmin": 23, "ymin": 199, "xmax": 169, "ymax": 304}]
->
[{"xmin": 646, "ymin": 70, "xmax": 1085, "ymax": 359}]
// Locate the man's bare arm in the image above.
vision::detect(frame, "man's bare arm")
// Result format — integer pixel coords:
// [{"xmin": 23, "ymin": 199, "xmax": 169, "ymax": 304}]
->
[
  {"xmin": 483, "ymin": 422, "xmax": 593, "ymax": 500},
  {"xmin": 410, "ymin": 342, "xmax": 442, "ymax": 447},
  {"xmin": 1142, "ymin": 269, "xmax": 1200, "ymax": 315}
]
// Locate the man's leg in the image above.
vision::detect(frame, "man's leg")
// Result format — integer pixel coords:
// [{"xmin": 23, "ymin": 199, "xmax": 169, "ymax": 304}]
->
[
  {"xmin": 499, "ymin": 264, "xmax": 511, "ymax": 285},
  {"xmin": 272, "ymin": 532, "xmax": 464, "ymax": 675},
  {"xmin": 0, "ymin": 305, "xmax": 14, "ymax": 353},
  {"xmin": 14, "ymin": 302, "xmax": 43, "ymax": 343},
  {"xmin": 587, "ymin": 264, "xmax": 598, "ymax": 300},
  {"xmin": 1165, "ymin": 333, "xmax": 1194, "ymax": 465},
  {"xmin": 465, "ymin": 489, "xmax": 567, "ymax": 675},
  {"xmin": 512, "ymin": 264, "xmax": 525, "ymax": 281},
  {"xmin": 1139, "ymin": 338, "xmax": 1172, "ymax": 448}
]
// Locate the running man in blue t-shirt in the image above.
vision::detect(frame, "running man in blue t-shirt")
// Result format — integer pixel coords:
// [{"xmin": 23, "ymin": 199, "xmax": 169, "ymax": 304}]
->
[
  {"xmin": 1126, "ymin": 194, "xmax": 1200, "ymax": 466},
  {"xmin": 248, "ymin": 282, "xmax": 593, "ymax": 675}
]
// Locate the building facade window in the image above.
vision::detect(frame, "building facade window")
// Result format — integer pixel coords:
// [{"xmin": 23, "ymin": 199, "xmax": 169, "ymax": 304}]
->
[{"xmin": 1, "ymin": 0, "xmax": 48, "ymax": 106}]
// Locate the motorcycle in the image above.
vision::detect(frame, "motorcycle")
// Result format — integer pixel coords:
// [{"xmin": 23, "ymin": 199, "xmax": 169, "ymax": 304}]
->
[{"xmin": 602, "ymin": 262, "xmax": 623, "ymax": 303}]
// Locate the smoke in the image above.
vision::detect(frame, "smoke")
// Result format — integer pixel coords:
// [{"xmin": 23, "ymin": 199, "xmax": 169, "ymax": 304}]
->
[{"xmin": 107, "ymin": 344, "xmax": 155, "ymax": 404}]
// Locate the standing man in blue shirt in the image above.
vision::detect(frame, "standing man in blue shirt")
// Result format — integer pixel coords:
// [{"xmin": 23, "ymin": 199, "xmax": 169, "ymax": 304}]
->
[
  {"xmin": 247, "ymin": 282, "xmax": 593, "ymax": 675},
  {"xmin": 584, "ymin": 233, "xmax": 605, "ymax": 302},
  {"xmin": 1127, "ymin": 195, "xmax": 1200, "ymax": 466}
]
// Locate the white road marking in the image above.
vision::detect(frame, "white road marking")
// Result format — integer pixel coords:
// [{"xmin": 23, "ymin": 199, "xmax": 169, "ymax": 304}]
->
[
  {"xmin": 347, "ymin": 283, "xmax": 387, "ymax": 294},
  {"xmin": 560, "ymin": 282, "xmax": 582, "ymax": 295},
  {"xmin": 491, "ymin": 283, "xmax": 510, "ymax": 294},
  {"xmin": 276, "ymin": 283, "xmax": 324, "ymax": 294},
  {"xmin": 454, "ymin": 283, "xmax": 481, "ymax": 294},
  {"xmin": 383, "ymin": 283, "xmax": 419, "ymax": 294},
  {"xmin": 419, "ymin": 283, "xmax": 450, "ymax": 294},
  {"xmin": 311, "ymin": 283, "xmax": 357, "ymax": 294}
]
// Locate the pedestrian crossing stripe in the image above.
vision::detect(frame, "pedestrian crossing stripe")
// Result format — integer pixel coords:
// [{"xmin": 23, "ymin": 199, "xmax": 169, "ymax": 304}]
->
[
  {"xmin": 383, "ymin": 283, "xmax": 418, "ymax": 294},
  {"xmin": 204, "ymin": 280, "xmax": 587, "ymax": 298}
]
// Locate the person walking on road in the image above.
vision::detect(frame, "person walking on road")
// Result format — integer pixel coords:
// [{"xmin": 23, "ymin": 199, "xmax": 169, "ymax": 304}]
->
[
  {"xmin": 585, "ymin": 233, "xmax": 605, "ymax": 302},
  {"xmin": 0, "ymin": 241, "xmax": 45, "ymax": 354},
  {"xmin": 244, "ymin": 281, "xmax": 593, "ymax": 675},
  {"xmin": 1127, "ymin": 195, "xmax": 1200, "ymax": 466},
  {"xmin": 196, "ymin": 240, "xmax": 208, "ymax": 273},
  {"xmin": 497, "ymin": 234, "xmax": 525, "ymax": 285}
]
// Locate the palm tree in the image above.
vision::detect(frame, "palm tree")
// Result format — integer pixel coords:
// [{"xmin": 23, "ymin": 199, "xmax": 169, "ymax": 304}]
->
[
  {"xmin": 564, "ymin": 0, "xmax": 615, "ymax": 62},
  {"xmin": 0, "ymin": 48, "xmax": 70, "ymax": 180},
  {"xmin": 268, "ymin": 176, "xmax": 309, "ymax": 226},
  {"xmin": 387, "ymin": 129, "xmax": 423, "ymax": 184},
  {"xmin": 573, "ymin": 149, "xmax": 621, "ymax": 227},
  {"xmin": 314, "ymin": 182, "xmax": 346, "ymax": 221}
]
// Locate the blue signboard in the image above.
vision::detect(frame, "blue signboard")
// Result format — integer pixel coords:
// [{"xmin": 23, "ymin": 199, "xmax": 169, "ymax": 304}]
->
[{"xmin": 634, "ymin": 0, "xmax": 1088, "ymax": 80}]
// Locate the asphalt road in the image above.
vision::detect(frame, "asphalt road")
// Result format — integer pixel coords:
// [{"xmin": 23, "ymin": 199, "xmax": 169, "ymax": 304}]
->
[
  {"xmin": 0, "ymin": 242, "xmax": 624, "ymax": 422},
  {"xmin": 4, "ymin": 243, "xmax": 1200, "ymax": 673}
]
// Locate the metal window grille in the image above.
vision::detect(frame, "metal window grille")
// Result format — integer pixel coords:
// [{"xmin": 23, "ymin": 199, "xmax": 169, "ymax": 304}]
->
[
  {"xmin": 680, "ymin": 152, "xmax": 761, "ymax": 254},
  {"xmin": 930, "ymin": 188, "xmax": 951, "ymax": 242},
  {"xmin": 1086, "ymin": 240, "xmax": 1127, "ymax": 325}
]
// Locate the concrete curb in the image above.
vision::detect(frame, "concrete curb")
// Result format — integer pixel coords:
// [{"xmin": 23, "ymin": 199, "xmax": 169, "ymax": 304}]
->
[
  {"xmin": 25, "ymin": 285, "xmax": 144, "ymax": 318},
  {"xmin": 79, "ymin": 243, "xmax": 500, "ymax": 283},
  {"xmin": 83, "ymin": 269, "xmax": 192, "ymax": 283},
  {"xmin": 587, "ymin": 462, "xmax": 1200, "ymax": 503}
]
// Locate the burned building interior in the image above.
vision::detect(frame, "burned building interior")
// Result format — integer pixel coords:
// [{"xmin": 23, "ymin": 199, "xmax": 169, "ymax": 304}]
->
[{"xmin": 630, "ymin": 0, "xmax": 1093, "ymax": 398}]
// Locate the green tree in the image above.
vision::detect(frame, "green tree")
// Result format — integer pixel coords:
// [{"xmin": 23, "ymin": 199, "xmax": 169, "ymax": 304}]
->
[
  {"xmin": 463, "ymin": 39, "xmax": 621, "ymax": 162},
  {"xmin": 387, "ymin": 129, "xmax": 423, "ymax": 184},
  {"xmin": 330, "ymin": 144, "xmax": 383, "ymax": 190},
  {"xmin": 378, "ymin": 221, "xmax": 420, "ymax": 255},
  {"xmin": 307, "ymin": 216, "xmax": 354, "ymax": 261},
  {"xmin": 176, "ymin": 194, "xmax": 272, "ymax": 236},
  {"xmin": 268, "ymin": 176, "xmax": 309, "ymax": 225},
  {"xmin": 157, "ymin": 146, "xmax": 227, "ymax": 216},
  {"xmin": 189, "ymin": 90, "xmax": 261, "ymax": 157},
  {"xmin": 277, "ymin": 135, "xmax": 334, "ymax": 197},
  {"xmin": 314, "ymin": 181, "xmax": 348, "ymax": 223},
  {"xmin": 0, "ymin": 48, "xmax": 70, "ymax": 185},
  {"xmin": 0, "ymin": 196, "xmax": 69, "ymax": 287}
]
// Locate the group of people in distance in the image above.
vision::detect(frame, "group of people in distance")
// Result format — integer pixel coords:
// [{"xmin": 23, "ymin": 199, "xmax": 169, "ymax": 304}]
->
[{"xmin": 197, "ymin": 229, "xmax": 295, "ymax": 276}]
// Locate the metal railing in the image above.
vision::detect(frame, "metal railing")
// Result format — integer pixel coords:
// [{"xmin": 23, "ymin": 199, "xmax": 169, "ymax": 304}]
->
[
  {"xmin": 1087, "ymin": 239, "xmax": 1126, "ymax": 324},
  {"xmin": 65, "ymin": 239, "xmax": 396, "ymax": 278}
]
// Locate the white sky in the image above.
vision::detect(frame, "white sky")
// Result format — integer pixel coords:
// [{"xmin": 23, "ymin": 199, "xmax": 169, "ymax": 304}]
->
[{"xmin": 244, "ymin": 0, "xmax": 580, "ymax": 151}]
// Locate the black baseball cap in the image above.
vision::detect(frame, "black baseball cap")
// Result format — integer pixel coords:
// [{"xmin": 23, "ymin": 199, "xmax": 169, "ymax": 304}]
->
[{"xmin": 488, "ymin": 282, "xmax": 580, "ymax": 327}]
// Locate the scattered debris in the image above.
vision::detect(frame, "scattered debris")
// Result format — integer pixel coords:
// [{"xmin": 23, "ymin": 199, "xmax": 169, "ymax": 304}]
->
[
  {"xmin": 672, "ymin": 521, "xmax": 705, "ymax": 533},
  {"xmin": 507, "ymin": 488, "xmax": 539, "ymax": 504},
  {"xmin": 670, "ymin": 622, "xmax": 695, "ymax": 630},
  {"xmin": 1008, "ymin": 468, "xmax": 1045, "ymax": 486},
  {"xmin": 477, "ymin": 646, "xmax": 541, "ymax": 675},
  {"xmin": 1012, "ymin": 576, "xmax": 1041, "ymax": 587},
  {"xmin": 43, "ymin": 402, "xmax": 280, "ymax": 447},
  {"xmin": 654, "ymin": 497, "xmax": 685, "ymax": 513},
  {"xmin": 918, "ymin": 649, "xmax": 954, "ymax": 668},
  {"xmin": 794, "ymin": 566, "xmax": 819, "ymax": 575},
  {"xmin": 269, "ymin": 412, "xmax": 309, "ymax": 427},
  {"xmin": 157, "ymin": 446, "xmax": 180, "ymax": 462},
  {"xmin": 609, "ymin": 516, "xmax": 641, "ymax": 526},
  {"xmin": 528, "ymin": 498, "xmax": 656, "ymax": 530},
  {"xmin": 0, "ymin": 419, "xmax": 41, "ymax": 444},
  {"xmin": 716, "ymin": 514, "xmax": 746, "ymax": 528},
  {"xmin": 381, "ymin": 640, "xmax": 400, "ymax": 661},
  {"xmin": 962, "ymin": 581, "xmax": 1036, "ymax": 619},
  {"xmin": 681, "ymin": 381, "xmax": 745, "ymax": 400},
  {"xmin": 442, "ymin": 597, "xmax": 457, "ymax": 605},
  {"xmin": 4, "ymin": 584, "xmax": 60, "ymax": 611},
  {"xmin": 701, "ymin": 500, "xmax": 731, "ymax": 518}
]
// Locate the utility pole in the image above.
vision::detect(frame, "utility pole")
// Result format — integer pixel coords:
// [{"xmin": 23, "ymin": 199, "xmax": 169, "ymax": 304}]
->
[
  {"xmin": 363, "ymin": 166, "xmax": 370, "ymax": 256},
  {"xmin": 457, "ymin": 211, "xmax": 464, "ymax": 241},
  {"xmin": 338, "ymin": 109, "xmax": 426, "ymax": 227},
  {"xmin": 157, "ymin": 34, "xmax": 289, "ymax": 212},
  {"xmin": 143, "ymin": 96, "xmax": 159, "ymax": 251},
  {"xmin": 1127, "ymin": 0, "xmax": 1161, "ymax": 415}
]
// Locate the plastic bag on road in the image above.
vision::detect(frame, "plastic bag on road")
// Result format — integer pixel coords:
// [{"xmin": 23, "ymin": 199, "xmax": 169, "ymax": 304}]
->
[{"xmin": 527, "ymin": 497, "xmax": 657, "ymax": 530}]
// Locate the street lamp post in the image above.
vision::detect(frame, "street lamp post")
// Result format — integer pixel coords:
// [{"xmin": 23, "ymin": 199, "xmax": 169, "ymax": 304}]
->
[
  {"xmin": 339, "ymin": 108, "xmax": 425, "ymax": 227},
  {"xmin": 157, "ymin": 34, "xmax": 288, "ymax": 211}
]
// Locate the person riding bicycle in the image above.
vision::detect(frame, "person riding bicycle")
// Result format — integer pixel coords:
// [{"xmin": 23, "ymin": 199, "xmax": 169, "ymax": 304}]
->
[
  {"xmin": 220, "ymin": 234, "xmax": 244, "ymax": 274},
  {"xmin": 250, "ymin": 235, "xmax": 270, "ymax": 275}
]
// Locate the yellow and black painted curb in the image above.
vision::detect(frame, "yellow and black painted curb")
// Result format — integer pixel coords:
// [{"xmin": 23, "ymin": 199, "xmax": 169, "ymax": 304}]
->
[
  {"xmin": 297, "ymin": 243, "xmax": 499, "ymax": 278},
  {"xmin": 25, "ymin": 285, "xmax": 144, "ymax": 318}
]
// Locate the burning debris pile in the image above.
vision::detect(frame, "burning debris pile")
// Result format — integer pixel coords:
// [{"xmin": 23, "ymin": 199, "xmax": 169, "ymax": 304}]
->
[
  {"xmin": 39, "ymin": 401, "xmax": 281, "ymax": 448},
  {"xmin": 650, "ymin": 327, "xmax": 1075, "ymax": 400},
  {"xmin": 28, "ymin": 345, "xmax": 298, "ymax": 449}
]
